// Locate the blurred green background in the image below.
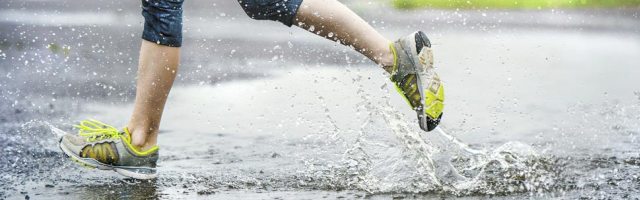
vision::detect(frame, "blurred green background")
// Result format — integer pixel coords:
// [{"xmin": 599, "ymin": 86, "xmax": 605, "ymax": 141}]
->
[{"xmin": 392, "ymin": 0, "xmax": 640, "ymax": 9}]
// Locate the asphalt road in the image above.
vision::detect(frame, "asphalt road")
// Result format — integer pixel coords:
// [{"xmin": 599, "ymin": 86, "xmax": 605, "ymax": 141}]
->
[{"xmin": 1, "ymin": 0, "xmax": 640, "ymax": 199}]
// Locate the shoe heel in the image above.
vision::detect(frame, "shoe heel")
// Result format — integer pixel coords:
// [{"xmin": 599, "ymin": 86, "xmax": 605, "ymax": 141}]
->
[{"xmin": 415, "ymin": 31, "xmax": 431, "ymax": 50}]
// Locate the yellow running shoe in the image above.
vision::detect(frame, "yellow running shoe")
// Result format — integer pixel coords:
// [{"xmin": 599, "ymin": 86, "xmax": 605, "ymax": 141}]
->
[
  {"xmin": 389, "ymin": 31, "xmax": 444, "ymax": 131},
  {"xmin": 58, "ymin": 119, "xmax": 159, "ymax": 179}
]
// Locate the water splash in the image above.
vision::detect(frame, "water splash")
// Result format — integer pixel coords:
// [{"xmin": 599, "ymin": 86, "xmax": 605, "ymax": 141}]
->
[{"xmin": 309, "ymin": 82, "xmax": 561, "ymax": 195}]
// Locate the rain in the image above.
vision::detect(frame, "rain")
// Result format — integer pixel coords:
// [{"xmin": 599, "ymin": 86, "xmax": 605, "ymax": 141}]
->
[{"xmin": 1, "ymin": 0, "xmax": 640, "ymax": 199}]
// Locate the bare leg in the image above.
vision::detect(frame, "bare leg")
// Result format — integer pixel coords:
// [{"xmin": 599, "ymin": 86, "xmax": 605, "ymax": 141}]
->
[
  {"xmin": 127, "ymin": 40, "xmax": 180, "ymax": 151},
  {"xmin": 125, "ymin": 0, "xmax": 392, "ymax": 150},
  {"xmin": 294, "ymin": 0, "xmax": 394, "ymax": 72}
]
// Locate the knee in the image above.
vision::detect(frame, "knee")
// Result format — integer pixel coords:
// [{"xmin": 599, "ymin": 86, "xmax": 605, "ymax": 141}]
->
[
  {"xmin": 141, "ymin": 0, "xmax": 184, "ymax": 47},
  {"xmin": 238, "ymin": 0, "xmax": 277, "ymax": 21},
  {"xmin": 237, "ymin": 0, "xmax": 303, "ymax": 26}
]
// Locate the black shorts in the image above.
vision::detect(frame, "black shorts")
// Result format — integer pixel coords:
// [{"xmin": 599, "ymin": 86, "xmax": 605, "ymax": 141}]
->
[{"xmin": 141, "ymin": 0, "xmax": 304, "ymax": 47}]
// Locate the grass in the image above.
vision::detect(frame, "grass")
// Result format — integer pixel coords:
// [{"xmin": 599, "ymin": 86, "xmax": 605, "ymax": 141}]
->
[
  {"xmin": 47, "ymin": 43, "xmax": 71, "ymax": 56},
  {"xmin": 392, "ymin": 0, "xmax": 640, "ymax": 9}
]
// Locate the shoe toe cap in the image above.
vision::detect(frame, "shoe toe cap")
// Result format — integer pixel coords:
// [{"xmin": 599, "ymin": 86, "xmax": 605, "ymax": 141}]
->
[{"xmin": 62, "ymin": 133, "xmax": 84, "ymax": 144}]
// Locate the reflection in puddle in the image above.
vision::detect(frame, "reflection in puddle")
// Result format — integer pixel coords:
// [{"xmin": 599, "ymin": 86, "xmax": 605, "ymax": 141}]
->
[{"xmin": 74, "ymin": 179, "xmax": 160, "ymax": 199}]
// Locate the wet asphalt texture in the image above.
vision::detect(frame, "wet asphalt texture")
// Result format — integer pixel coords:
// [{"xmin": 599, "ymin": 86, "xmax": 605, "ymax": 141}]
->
[{"xmin": 1, "ymin": 0, "xmax": 640, "ymax": 199}]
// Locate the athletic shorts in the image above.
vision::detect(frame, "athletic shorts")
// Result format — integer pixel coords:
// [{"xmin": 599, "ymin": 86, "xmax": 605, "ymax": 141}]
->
[{"xmin": 141, "ymin": 0, "xmax": 304, "ymax": 47}]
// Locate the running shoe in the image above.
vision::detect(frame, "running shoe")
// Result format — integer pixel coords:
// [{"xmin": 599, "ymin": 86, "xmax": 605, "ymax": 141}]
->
[
  {"xmin": 389, "ymin": 31, "xmax": 444, "ymax": 131},
  {"xmin": 59, "ymin": 119, "xmax": 159, "ymax": 179}
]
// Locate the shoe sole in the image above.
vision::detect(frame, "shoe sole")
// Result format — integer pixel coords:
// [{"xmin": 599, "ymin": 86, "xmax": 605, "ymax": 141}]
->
[
  {"xmin": 416, "ymin": 31, "xmax": 444, "ymax": 131},
  {"xmin": 398, "ymin": 31, "xmax": 444, "ymax": 131},
  {"xmin": 58, "ymin": 138, "xmax": 157, "ymax": 179},
  {"xmin": 415, "ymin": 32, "xmax": 444, "ymax": 118}
]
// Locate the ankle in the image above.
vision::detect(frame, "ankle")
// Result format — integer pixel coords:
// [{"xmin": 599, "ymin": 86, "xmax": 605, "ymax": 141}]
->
[
  {"xmin": 127, "ymin": 125, "xmax": 158, "ymax": 151},
  {"xmin": 379, "ymin": 50, "xmax": 395, "ymax": 74},
  {"xmin": 132, "ymin": 139, "xmax": 156, "ymax": 151},
  {"xmin": 371, "ymin": 41, "xmax": 395, "ymax": 74},
  {"xmin": 135, "ymin": 142, "xmax": 157, "ymax": 152}
]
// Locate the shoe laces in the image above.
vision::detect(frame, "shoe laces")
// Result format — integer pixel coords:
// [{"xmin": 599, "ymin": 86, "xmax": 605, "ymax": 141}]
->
[{"xmin": 74, "ymin": 119, "xmax": 122, "ymax": 142}]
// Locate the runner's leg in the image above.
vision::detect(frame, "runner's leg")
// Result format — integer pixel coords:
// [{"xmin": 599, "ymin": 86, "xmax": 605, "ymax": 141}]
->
[
  {"xmin": 128, "ymin": 0, "xmax": 184, "ymax": 151},
  {"xmin": 293, "ymin": 0, "xmax": 395, "ymax": 72},
  {"xmin": 128, "ymin": 41, "xmax": 179, "ymax": 151},
  {"xmin": 238, "ymin": 0, "xmax": 443, "ymax": 131},
  {"xmin": 128, "ymin": 0, "xmax": 399, "ymax": 150},
  {"xmin": 238, "ymin": 0, "xmax": 393, "ymax": 72}
]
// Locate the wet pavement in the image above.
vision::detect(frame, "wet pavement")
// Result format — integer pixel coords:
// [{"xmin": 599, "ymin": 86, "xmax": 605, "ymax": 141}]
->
[{"xmin": 1, "ymin": 0, "xmax": 640, "ymax": 199}]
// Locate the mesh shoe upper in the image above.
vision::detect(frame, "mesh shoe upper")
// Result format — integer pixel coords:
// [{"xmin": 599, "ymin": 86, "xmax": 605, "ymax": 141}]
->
[{"xmin": 60, "ymin": 120, "xmax": 159, "ymax": 169}]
